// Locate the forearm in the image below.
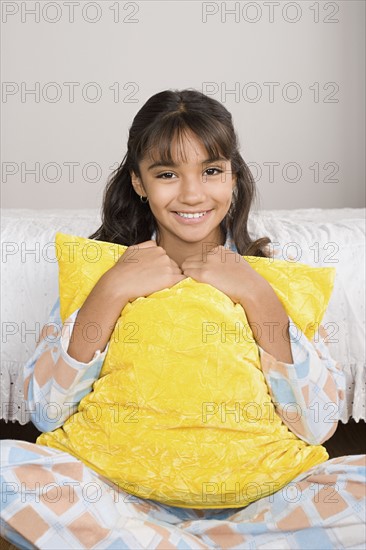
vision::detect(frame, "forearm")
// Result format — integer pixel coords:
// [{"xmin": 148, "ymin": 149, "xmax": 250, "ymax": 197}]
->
[
  {"xmin": 67, "ymin": 270, "xmax": 129, "ymax": 363},
  {"xmin": 259, "ymin": 321, "xmax": 345, "ymax": 444},
  {"xmin": 24, "ymin": 299, "xmax": 107, "ymax": 431},
  {"xmin": 240, "ymin": 278, "xmax": 293, "ymax": 363},
  {"xmin": 28, "ymin": 342, "xmax": 106, "ymax": 432}
]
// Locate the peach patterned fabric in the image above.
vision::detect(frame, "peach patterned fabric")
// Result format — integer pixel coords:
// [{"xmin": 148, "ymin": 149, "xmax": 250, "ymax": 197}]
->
[{"xmin": 1, "ymin": 441, "xmax": 365, "ymax": 549}]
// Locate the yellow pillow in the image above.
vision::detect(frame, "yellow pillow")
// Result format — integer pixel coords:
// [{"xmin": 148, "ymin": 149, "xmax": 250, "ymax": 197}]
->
[{"xmin": 38, "ymin": 233, "xmax": 335, "ymax": 508}]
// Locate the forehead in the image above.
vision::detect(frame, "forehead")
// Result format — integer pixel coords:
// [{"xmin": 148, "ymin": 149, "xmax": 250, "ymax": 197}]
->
[
  {"xmin": 151, "ymin": 132, "xmax": 206, "ymax": 162},
  {"xmin": 140, "ymin": 129, "xmax": 226, "ymax": 168}
]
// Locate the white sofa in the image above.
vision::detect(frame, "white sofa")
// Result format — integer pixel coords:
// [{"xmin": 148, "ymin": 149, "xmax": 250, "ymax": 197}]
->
[{"xmin": 1, "ymin": 208, "xmax": 365, "ymax": 425}]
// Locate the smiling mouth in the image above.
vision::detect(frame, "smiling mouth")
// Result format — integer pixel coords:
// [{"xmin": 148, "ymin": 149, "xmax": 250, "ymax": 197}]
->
[{"xmin": 174, "ymin": 210, "xmax": 211, "ymax": 219}]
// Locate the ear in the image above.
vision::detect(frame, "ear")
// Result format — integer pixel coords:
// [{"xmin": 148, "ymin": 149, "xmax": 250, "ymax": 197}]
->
[{"xmin": 130, "ymin": 171, "xmax": 147, "ymax": 199}]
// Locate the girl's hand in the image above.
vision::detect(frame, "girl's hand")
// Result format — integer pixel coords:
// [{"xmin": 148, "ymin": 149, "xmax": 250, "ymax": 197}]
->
[
  {"xmin": 106, "ymin": 240, "xmax": 187, "ymax": 303},
  {"xmin": 181, "ymin": 245, "xmax": 266, "ymax": 304},
  {"xmin": 67, "ymin": 240, "xmax": 185, "ymax": 364},
  {"xmin": 182, "ymin": 245, "xmax": 293, "ymax": 363}
]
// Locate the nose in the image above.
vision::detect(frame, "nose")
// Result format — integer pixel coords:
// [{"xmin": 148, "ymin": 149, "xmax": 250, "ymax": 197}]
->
[{"xmin": 178, "ymin": 175, "xmax": 206, "ymax": 205}]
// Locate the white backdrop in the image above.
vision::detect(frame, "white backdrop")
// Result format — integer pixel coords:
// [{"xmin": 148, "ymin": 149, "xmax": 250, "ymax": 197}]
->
[{"xmin": 1, "ymin": 0, "xmax": 365, "ymax": 209}]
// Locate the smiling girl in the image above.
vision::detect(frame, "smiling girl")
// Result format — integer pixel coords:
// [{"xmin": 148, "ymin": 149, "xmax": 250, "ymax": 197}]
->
[{"xmin": 1, "ymin": 89, "xmax": 365, "ymax": 550}]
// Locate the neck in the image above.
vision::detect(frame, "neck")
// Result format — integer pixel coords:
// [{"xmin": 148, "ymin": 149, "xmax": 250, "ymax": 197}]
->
[{"xmin": 156, "ymin": 228, "xmax": 226, "ymax": 268}]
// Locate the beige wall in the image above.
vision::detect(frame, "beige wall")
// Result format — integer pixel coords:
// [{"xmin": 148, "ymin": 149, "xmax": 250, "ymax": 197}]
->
[{"xmin": 1, "ymin": 0, "xmax": 365, "ymax": 209}]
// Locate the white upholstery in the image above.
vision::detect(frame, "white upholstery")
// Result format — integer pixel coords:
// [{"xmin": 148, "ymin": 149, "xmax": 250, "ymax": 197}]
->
[{"xmin": 1, "ymin": 208, "xmax": 365, "ymax": 424}]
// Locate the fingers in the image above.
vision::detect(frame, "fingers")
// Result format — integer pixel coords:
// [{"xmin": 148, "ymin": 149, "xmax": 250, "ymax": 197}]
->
[
  {"xmin": 172, "ymin": 267, "xmax": 185, "ymax": 276},
  {"xmin": 134, "ymin": 240, "xmax": 157, "ymax": 249},
  {"xmin": 181, "ymin": 259, "xmax": 201, "ymax": 271},
  {"xmin": 172, "ymin": 273, "xmax": 187, "ymax": 284},
  {"xmin": 169, "ymin": 258, "xmax": 182, "ymax": 270}
]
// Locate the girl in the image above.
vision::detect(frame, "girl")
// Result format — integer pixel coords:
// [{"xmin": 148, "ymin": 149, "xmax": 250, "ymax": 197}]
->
[{"xmin": 1, "ymin": 89, "xmax": 365, "ymax": 550}]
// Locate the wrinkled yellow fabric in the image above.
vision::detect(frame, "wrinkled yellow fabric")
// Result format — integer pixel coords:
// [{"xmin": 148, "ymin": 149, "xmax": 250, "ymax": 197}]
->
[{"xmin": 37, "ymin": 233, "xmax": 335, "ymax": 508}]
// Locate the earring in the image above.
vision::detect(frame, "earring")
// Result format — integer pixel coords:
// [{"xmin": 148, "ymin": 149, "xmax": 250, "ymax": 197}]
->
[{"xmin": 140, "ymin": 195, "xmax": 149, "ymax": 203}]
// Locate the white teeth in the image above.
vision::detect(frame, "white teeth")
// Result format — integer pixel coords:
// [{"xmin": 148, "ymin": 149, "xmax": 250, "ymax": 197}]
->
[{"xmin": 176, "ymin": 211, "xmax": 207, "ymax": 219}]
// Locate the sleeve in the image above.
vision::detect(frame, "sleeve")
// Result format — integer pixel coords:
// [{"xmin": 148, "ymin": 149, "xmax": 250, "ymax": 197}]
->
[
  {"xmin": 258, "ymin": 317, "xmax": 346, "ymax": 445},
  {"xmin": 23, "ymin": 297, "xmax": 109, "ymax": 433}
]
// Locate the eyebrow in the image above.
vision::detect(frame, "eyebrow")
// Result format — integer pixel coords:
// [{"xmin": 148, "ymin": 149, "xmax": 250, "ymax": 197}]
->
[{"xmin": 147, "ymin": 157, "xmax": 228, "ymax": 171}]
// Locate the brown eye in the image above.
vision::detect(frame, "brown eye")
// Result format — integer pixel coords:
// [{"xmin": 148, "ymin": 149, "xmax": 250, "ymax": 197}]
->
[
  {"xmin": 205, "ymin": 168, "xmax": 222, "ymax": 176},
  {"xmin": 157, "ymin": 172, "xmax": 175, "ymax": 179}
]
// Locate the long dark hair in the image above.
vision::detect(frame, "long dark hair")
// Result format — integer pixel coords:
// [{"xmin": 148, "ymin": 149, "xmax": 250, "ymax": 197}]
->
[{"xmin": 89, "ymin": 89, "xmax": 270, "ymax": 257}]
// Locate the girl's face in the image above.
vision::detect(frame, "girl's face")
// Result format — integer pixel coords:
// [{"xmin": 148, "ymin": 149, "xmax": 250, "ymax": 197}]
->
[{"xmin": 131, "ymin": 131, "xmax": 236, "ymax": 250}]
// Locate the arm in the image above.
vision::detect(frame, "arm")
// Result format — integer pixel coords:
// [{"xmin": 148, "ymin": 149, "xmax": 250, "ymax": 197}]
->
[
  {"xmin": 180, "ymin": 242, "xmax": 344, "ymax": 444},
  {"xmin": 25, "ymin": 240, "xmax": 185, "ymax": 432},
  {"xmin": 24, "ymin": 297, "xmax": 109, "ymax": 432},
  {"xmin": 66, "ymin": 269, "xmax": 130, "ymax": 363},
  {"xmin": 181, "ymin": 247, "xmax": 294, "ymax": 363},
  {"xmin": 234, "ymin": 261, "xmax": 345, "ymax": 444},
  {"xmin": 238, "ymin": 273, "xmax": 294, "ymax": 363},
  {"xmin": 259, "ymin": 318, "xmax": 345, "ymax": 445},
  {"xmin": 66, "ymin": 240, "xmax": 185, "ymax": 363}
]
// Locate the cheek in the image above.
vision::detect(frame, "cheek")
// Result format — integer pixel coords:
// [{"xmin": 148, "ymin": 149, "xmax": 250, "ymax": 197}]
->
[
  {"xmin": 217, "ymin": 185, "xmax": 234, "ymax": 206},
  {"xmin": 148, "ymin": 188, "xmax": 170, "ymax": 207},
  {"xmin": 146, "ymin": 188, "xmax": 175, "ymax": 218}
]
